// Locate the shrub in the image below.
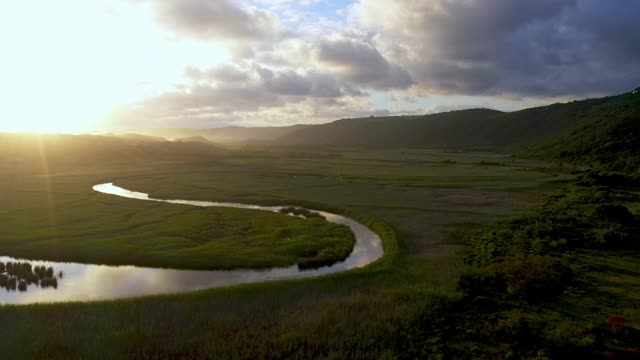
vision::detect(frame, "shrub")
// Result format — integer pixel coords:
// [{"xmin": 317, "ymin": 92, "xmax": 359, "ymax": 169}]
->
[
  {"xmin": 590, "ymin": 225, "xmax": 633, "ymax": 248},
  {"xmin": 8, "ymin": 277, "xmax": 16, "ymax": 291},
  {"xmin": 607, "ymin": 315, "xmax": 628, "ymax": 334},
  {"xmin": 278, "ymin": 207, "xmax": 324, "ymax": 219},
  {"xmin": 498, "ymin": 256, "xmax": 572, "ymax": 302},
  {"xmin": 35, "ymin": 265, "xmax": 47, "ymax": 279},
  {"xmin": 40, "ymin": 277, "xmax": 58, "ymax": 289},
  {"xmin": 495, "ymin": 312, "xmax": 542, "ymax": 344},
  {"xmin": 17, "ymin": 280, "xmax": 27, "ymax": 292},
  {"xmin": 457, "ymin": 270, "xmax": 505, "ymax": 299},
  {"xmin": 592, "ymin": 204, "xmax": 635, "ymax": 226}
]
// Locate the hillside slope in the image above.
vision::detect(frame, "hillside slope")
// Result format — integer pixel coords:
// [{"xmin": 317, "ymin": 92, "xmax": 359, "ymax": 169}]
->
[
  {"xmin": 277, "ymin": 92, "xmax": 634, "ymax": 151},
  {"xmin": 281, "ymin": 109, "xmax": 504, "ymax": 149},
  {"xmin": 173, "ymin": 135, "xmax": 213, "ymax": 144},
  {"xmin": 523, "ymin": 90, "xmax": 640, "ymax": 173},
  {"xmin": 135, "ymin": 125, "xmax": 310, "ymax": 143}
]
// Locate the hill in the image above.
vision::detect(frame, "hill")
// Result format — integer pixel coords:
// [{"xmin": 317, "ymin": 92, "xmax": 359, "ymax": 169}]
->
[
  {"xmin": 115, "ymin": 133, "xmax": 168, "ymax": 143},
  {"xmin": 125, "ymin": 90, "xmax": 639, "ymax": 158},
  {"xmin": 277, "ymin": 93, "xmax": 634, "ymax": 150},
  {"xmin": 173, "ymin": 135, "xmax": 214, "ymax": 144},
  {"xmin": 133, "ymin": 125, "xmax": 310, "ymax": 143},
  {"xmin": 12, "ymin": 90, "xmax": 637, "ymax": 174},
  {"xmin": 523, "ymin": 90, "xmax": 640, "ymax": 173}
]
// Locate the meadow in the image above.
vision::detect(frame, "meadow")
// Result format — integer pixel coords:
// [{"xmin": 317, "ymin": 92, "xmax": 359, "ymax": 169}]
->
[
  {"xmin": 0, "ymin": 144, "xmax": 571, "ymax": 358},
  {"xmin": 0, "ymin": 174, "xmax": 354, "ymax": 270}
]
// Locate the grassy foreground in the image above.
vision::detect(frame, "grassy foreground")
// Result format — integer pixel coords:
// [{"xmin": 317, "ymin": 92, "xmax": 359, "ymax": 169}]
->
[
  {"xmin": 0, "ymin": 141, "xmax": 565, "ymax": 358},
  {"xmin": 448, "ymin": 174, "xmax": 640, "ymax": 358}
]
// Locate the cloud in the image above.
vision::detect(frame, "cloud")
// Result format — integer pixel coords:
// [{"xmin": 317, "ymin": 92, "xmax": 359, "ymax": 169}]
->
[
  {"xmin": 255, "ymin": 66, "xmax": 313, "ymax": 96},
  {"xmin": 106, "ymin": 63, "xmax": 374, "ymax": 128},
  {"xmin": 104, "ymin": 0, "xmax": 640, "ymax": 130},
  {"xmin": 317, "ymin": 39, "xmax": 413, "ymax": 90},
  {"xmin": 351, "ymin": 0, "xmax": 640, "ymax": 97},
  {"xmin": 132, "ymin": 0, "xmax": 282, "ymax": 41},
  {"xmin": 184, "ymin": 65, "xmax": 251, "ymax": 83}
]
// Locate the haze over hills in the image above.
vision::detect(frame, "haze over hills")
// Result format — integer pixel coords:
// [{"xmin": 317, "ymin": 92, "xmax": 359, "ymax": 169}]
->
[
  {"xmin": 131, "ymin": 124, "xmax": 311, "ymax": 144},
  {"xmin": 4, "ymin": 89, "xmax": 638, "ymax": 174},
  {"xmin": 128, "ymin": 89, "xmax": 640, "ymax": 156},
  {"xmin": 173, "ymin": 135, "xmax": 214, "ymax": 144},
  {"xmin": 277, "ymin": 90, "xmax": 639, "ymax": 150},
  {"xmin": 113, "ymin": 133, "xmax": 169, "ymax": 143},
  {"xmin": 0, "ymin": 133, "xmax": 221, "ymax": 174}
]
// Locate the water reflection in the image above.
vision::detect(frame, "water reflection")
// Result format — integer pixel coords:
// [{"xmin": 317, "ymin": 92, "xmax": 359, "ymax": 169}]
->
[
  {"xmin": 0, "ymin": 183, "xmax": 383, "ymax": 304},
  {"xmin": 0, "ymin": 261, "xmax": 61, "ymax": 292}
]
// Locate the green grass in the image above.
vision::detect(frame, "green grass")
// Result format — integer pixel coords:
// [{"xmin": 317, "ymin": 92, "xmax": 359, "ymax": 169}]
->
[
  {"xmin": 550, "ymin": 250, "xmax": 640, "ymax": 329},
  {"xmin": 0, "ymin": 175, "xmax": 354, "ymax": 270},
  {"xmin": 0, "ymin": 143, "xmax": 565, "ymax": 358},
  {"xmin": 446, "ymin": 179, "xmax": 640, "ymax": 358}
]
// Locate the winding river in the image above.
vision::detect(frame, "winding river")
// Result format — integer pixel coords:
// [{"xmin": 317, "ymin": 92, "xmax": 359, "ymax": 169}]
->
[{"xmin": 0, "ymin": 183, "xmax": 383, "ymax": 304}]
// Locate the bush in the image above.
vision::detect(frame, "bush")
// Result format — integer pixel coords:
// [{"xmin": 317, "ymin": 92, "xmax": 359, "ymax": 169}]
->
[
  {"xmin": 590, "ymin": 225, "xmax": 633, "ymax": 248},
  {"xmin": 40, "ymin": 277, "xmax": 58, "ymax": 289},
  {"xmin": 278, "ymin": 207, "xmax": 325, "ymax": 219},
  {"xmin": 498, "ymin": 256, "xmax": 572, "ymax": 302},
  {"xmin": 495, "ymin": 312, "xmax": 543, "ymax": 347},
  {"xmin": 8, "ymin": 277, "xmax": 16, "ymax": 291},
  {"xmin": 592, "ymin": 204, "xmax": 635, "ymax": 226},
  {"xmin": 579, "ymin": 171, "xmax": 640, "ymax": 187},
  {"xmin": 17, "ymin": 280, "xmax": 27, "ymax": 292},
  {"xmin": 457, "ymin": 270, "xmax": 505, "ymax": 299}
]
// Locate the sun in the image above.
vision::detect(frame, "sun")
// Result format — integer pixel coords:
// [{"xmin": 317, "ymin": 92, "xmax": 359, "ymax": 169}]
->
[
  {"xmin": 0, "ymin": 1, "xmax": 121, "ymax": 134},
  {"xmin": 0, "ymin": 1, "xmax": 230, "ymax": 134},
  {"xmin": 0, "ymin": 117, "xmax": 91, "ymax": 134},
  {"xmin": 0, "ymin": 85, "xmax": 112, "ymax": 133}
]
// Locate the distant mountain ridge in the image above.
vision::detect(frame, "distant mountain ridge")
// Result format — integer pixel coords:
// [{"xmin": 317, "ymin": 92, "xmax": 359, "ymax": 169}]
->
[
  {"xmin": 132, "ymin": 125, "xmax": 311, "ymax": 144},
  {"xmin": 277, "ymin": 94, "xmax": 629, "ymax": 150},
  {"xmin": 173, "ymin": 135, "xmax": 213, "ymax": 144},
  {"xmin": 129, "ymin": 90, "xmax": 638, "ymax": 155},
  {"xmin": 111, "ymin": 88, "xmax": 640, "ymax": 173}
]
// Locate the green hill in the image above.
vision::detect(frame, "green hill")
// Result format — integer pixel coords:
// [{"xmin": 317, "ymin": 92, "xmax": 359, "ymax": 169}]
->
[
  {"xmin": 522, "ymin": 90, "xmax": 640, "ymax": 173},
  {"xmin": 276, "ymin": 91, "xmax": 637, "ymax": 153},
  {"xmin": 125, "ymin": 90, "xmax": 640, "ymax": 170},
  {"xmin": 6, "ymin": 90, "xmax": 637, "ymax": 174},
  {"xmin": 133, "ymin": 125, "xmax": 310, "ymax": 144}
]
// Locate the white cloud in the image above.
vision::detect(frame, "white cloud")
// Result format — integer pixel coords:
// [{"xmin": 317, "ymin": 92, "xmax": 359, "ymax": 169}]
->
[{"xmin": 7, "ymin": 0, "xmax": 637, "ymax": 131}]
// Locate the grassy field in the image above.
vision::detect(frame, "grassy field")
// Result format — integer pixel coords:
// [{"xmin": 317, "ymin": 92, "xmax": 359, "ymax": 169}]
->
[
  {"xmin": 0, "ymin": 143, "xmax": 570, "ymax": 358},
  {"xmin": 114, "ymin": 148, "xmax": 568, "ymax": 259},
  {"xmin": 0, "ymin": 175, "xmax": 354, "ymax": 270},
  {"xmin": 439, "ymin": 175, "xmax": 640, "ymax": 358}
]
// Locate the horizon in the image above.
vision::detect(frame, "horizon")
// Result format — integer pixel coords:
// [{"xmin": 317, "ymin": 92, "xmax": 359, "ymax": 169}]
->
[
  {"xmin": 1, "ymin": 1, "xmax": 639, "ymax": 133},
  {"xmin": 2, "ymin": 88, "xmax": 633, "ymax": 136}
]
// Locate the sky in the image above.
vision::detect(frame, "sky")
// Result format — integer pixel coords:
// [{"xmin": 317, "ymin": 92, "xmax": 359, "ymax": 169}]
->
[{"xmin": 1, "ymin": 0, "xmax": 639, "ymax": 132}]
